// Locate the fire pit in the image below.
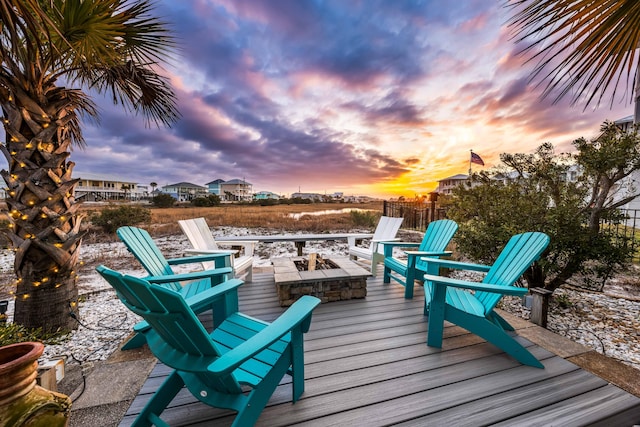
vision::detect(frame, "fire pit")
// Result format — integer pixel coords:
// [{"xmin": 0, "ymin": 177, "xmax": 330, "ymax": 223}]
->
[{"xmin": 273, "ymin": 255, "xmax": 370, "ymax": 306}]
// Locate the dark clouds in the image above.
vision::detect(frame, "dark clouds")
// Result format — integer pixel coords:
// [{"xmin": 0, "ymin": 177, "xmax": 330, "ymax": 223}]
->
[{"xmin": 34, "ymin": 1, "xmax": 633, "ymax": 196}]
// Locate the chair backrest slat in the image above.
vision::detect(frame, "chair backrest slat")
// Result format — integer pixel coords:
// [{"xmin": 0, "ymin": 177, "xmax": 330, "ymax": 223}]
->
[
  {"xmin": 96, "ymin": 266, "xmax": 242, "ymax": 392},
  {"xmin": 476, "ymin": 232, "xmax": 550, "ymax": 312},
  {"xmin": 179, "ymin": 218, "xmax": 219, "ymax": 251},
  {"xmin": 416, "ymin": 219, "xmax": 458, "ymax": 269},
  {"xmin": 371, "ymin": 216, "xmax": 403, "ymax": 252},
  {"xmin": 117, "ymin": 226, "xmax": 182, "ymax": 291}
]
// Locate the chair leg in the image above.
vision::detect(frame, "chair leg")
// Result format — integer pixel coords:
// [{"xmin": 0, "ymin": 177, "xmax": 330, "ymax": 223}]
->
[
  {"xmin": 232, "ymin": 354, "xmax": 292, "ymax": 427},
  {"xmin": 404, "ymin": 268, "xmax": 415, "ymax": 299},
  {"xmin": 452, "ymin": 311, "xmax": 544, "ymax": 368},
  {"xmin": 488, "ymin": 310, "xmax": 515, "ymax": 331},
  {"xmin": 121, "ymin": 331, "xmax": 147, "ymax": 350},
  {"xmin": 133, "ymin": 371, "xmax": 185, "ymax": 427},
  {"xmin": 383, "ymin": 265, "xmax": 391, "ymax": 284}
]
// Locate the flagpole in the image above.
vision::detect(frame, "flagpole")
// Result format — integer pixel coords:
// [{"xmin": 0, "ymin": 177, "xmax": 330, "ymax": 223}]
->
[{"xmin": 469, "ymin": 149, "xmax": 472, "ymax": 175}]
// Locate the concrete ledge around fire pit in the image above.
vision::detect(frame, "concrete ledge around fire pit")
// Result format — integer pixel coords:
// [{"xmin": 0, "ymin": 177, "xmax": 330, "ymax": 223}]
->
[{"xmin": 273, "ymin": 256, "xmax": 370, "ymax": 306}]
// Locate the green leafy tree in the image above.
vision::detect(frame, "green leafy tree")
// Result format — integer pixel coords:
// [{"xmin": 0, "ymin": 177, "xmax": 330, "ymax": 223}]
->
[
  {"xmin": 446, "ymin": 122, "xmax": 640, "ymax": 292},
  {"xmin": 0, "ymin": 0, "xmax": 178, "ymax": 332},
  {"xmin": 152, "ymin": 193, "xmax": 176, "ymax": 208},
  {"xmin": 508, "ymin": 0, "xmax": 640, "ymax": 121}
]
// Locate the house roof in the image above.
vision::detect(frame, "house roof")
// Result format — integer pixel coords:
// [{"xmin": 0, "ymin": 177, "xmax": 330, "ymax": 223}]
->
[
  {"xmin": 615, "ymin": 115, "xmax": 633, "ymax": 125},
  {"xmin": 75, "ymin": 171, "xmax": 139, "ymax": 184},
  {"xmin": 164, "ymin": 182, "xmax": 206, "ymax": 189},
  {"xmin": 438, "ymin": 174, "xmax": 468, "ymax": 182},
  {"xmin": 224, "ymin": 178, "xmax": 252, "ymax": 185},
  {"xmin": 205, "ymin": 179, "xmax": 225, "ymax": 185}
]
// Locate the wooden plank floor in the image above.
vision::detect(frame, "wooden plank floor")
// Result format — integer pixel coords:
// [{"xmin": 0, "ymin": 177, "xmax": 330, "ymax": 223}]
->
[{"xmin": 120, "ymin": 270, "xmax": 640, "ymax": 426}]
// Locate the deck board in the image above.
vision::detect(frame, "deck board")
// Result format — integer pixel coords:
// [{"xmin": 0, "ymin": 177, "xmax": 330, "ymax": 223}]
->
[{"xmin": 119, "ymin": 270, "xmax": 640, "ymax": 427}]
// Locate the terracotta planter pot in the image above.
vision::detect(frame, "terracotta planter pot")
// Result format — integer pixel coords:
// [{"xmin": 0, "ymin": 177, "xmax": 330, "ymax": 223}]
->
[{"xmin": 0, "ymin": 342, "xmax": 71, "ymax": 427}]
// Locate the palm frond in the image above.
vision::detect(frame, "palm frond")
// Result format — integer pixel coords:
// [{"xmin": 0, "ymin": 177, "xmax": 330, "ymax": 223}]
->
[
  {"xmin": 90, "ymin": 60, "xmax": 179, "ymax": 127},
  {"xmin": 507, "ymin": 0, "xmax": 640, "ymax": 109}
]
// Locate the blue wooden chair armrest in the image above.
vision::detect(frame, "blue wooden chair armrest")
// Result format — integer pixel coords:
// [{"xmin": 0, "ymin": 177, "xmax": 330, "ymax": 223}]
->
[
  {"xmin": 208, "ymin": 295, "xmax": 321, "ymax": 375},
  {"xmin": 167, "ymin": 252, "xmax": 231, "ymax": 265},
  {"xmin": 184, "ymin": 279, "xmax": 244, "ymax": 312},
  {"xmin": 380, "ymin": 241, "xmax": 419, "ymax": 256},
  {"xmin": 424, "ymin": 274, "xmax": 529, "ymax": 296},
  {"xmin": 419, "ymin": 257, "xmax": 492, "ymax": 272},
  {"xmin": 405, "ymin": 250, "xmax": 452, "ymax": 257},
  {"xmin": 146, "ymin": 266, "xmax": 233, "ymax": 284}
]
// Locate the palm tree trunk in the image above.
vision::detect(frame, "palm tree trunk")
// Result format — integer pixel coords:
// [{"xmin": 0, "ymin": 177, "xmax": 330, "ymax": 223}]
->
[{"xmin": 1, "ymin": 86, "xmax": 85, "ymax": 333}]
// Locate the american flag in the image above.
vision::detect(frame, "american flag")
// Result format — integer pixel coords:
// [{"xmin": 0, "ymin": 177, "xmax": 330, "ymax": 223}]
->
[{"xmin": 470, "ymin": 152, "xmax": 484, "ymax": 166}]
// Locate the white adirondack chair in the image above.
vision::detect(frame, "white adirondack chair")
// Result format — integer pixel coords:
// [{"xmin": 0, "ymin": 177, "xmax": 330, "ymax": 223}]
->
[
  {"xmin": 348, "ymin": 215, "xmax": 403, "ymax": 276},
  {"xmin": 178, "ymin": 217, "xmax": 257, "ymax": 282}
]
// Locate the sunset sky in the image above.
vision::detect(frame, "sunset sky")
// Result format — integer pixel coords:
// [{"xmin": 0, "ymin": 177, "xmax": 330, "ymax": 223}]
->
[{"xmin": 21, "ymin": 1, "xmax": 638, "ymax": 198}]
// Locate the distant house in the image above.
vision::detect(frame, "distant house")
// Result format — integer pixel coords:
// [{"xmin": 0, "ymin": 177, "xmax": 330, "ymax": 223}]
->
[
  {"xmin": 435, "ymin": 174, "xmax": 469, "ymax": 195},
  {"xmin": 254, "ymin": 191, "xmax": 281, "ymax": 200},
  {"xmin": 75, "ymin": 172, "xmax": 146, "ymax": 201},
  {"xmin": 207, "ymin": 178, "xmax": 253, "ymax": 201},
  {"xmin": 161, "ymin": 182, "xmax": 208, "ymax": 201},
  {"xmin": 205, "ymin": 179, "xmax": 225, "ymax": 197},
  {"xmin": 291, "ymin": 192, "xmax": 323, "ymax": 201}
]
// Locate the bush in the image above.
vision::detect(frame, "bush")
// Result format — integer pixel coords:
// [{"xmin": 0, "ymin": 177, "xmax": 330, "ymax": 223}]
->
[
  {"xmin": 91, "ymin": 205, "xmax": 152, "ymax": 234},
  {"xmin": 152, "ymin": 193, "xmax": 176, "ymax": 208},
  {"xmin": 191, "ymin": 194, "xmax": 221, "ymax": 207},
  {"xmin": 350, "ymin": 210, "xmax": 379, "ymax": 227},
  {"xmin": 0, "ymin": 322, "xmax": 66, "ymax": 347}
]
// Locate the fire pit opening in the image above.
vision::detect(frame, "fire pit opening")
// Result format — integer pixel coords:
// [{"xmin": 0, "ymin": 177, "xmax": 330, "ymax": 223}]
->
[{"xmin": 294, "ymin": 254, "xmax": 339, "ymax": 271}]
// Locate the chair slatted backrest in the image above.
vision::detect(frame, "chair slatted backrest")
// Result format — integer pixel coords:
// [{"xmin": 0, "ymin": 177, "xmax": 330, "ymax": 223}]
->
[
  {"xmin": 178, "ymin": 218, "xmax": 220, "ymax": 251},
  {"xmin": 97, "ymin": 266, "xmax": 242, "ymax": 394},
  {"xmin": 476, "ymin": 232, "xmax": 550, "ymax": 313},
  {"xmin": 371, "ymin": 216, "xmax": 404, "ymax": 252},
  {"xmin": 117, "ymin": 226, "xmax": 181, "ymax": 291},
  {"xmin": 415, "ymin": 219, "xmax": 458, "ymax": 269}
]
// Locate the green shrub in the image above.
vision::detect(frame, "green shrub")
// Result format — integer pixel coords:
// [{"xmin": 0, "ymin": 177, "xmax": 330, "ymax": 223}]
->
[
  {"xmin": 152, "ymin": 193, "xmax": 176, "ymax": 208},
  {"xmin": 0, "ymin": 322, "xmax": 66, "ymax": 347},
  {"xmin": 91, "ymin": 205, "xmax": 152, "ymax": 234},
  {"xmin": 350, "ymin": 210, "xmax": 379, "ymax": 227},
  {"xmin": 191, "ymin": 194, "xmax": 221, "ymax": 207}
]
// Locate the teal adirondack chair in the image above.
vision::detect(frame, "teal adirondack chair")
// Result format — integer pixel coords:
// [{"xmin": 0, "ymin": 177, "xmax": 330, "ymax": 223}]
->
[
  {"xmin": 381, "ymin": 219, "xmax": 458, "ymax": 299},
  {"xmin": 117, "ymin": 226, "xmax": 234, "ymax": 349},
  {"xmin": 97, "ymin": 265, "xmax": 321, "ymax": 427},
  {"xmin": 422, "ymin": 232, "xmax": 550, "ymax": 368},
  {"xmin": 117, "ymin": 226, "xmax": 233, "ymax": 298}
]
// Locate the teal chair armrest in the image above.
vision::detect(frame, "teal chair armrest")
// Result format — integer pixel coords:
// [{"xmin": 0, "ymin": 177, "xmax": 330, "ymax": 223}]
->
[
  {"xmin": 406, "ymin": 250, "xmax": 451, "ymax": 257},
  {"xmin": 208, "ymin": 295, "xmax": 321, "ymax": 375},
  {"xmin": 167, "ymin": 253, "xmax": 231, "ymax": 266},
  {"xmin": 183, "ymin": 279, "xmax": 244, "ymax": 313},
  {"xmin": 419, "ymin": 257, "xmax": 491, "ymax": 272},
  {"xmin": 146, "ymin": 266, "xmax": 233, "ymax": 284},
  {"xmin": 380, "ymin": 241, "xmax": 420, "ymax": 256},
  {"xmin": 424, "ymin": 274, "xmax": 529, "ymax": 296}
]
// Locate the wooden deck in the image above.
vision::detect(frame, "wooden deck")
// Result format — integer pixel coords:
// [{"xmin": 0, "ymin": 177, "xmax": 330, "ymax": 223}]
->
[{"xmin": 120, "ymin": 270, "xmax": 640, "ymax": 426}]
